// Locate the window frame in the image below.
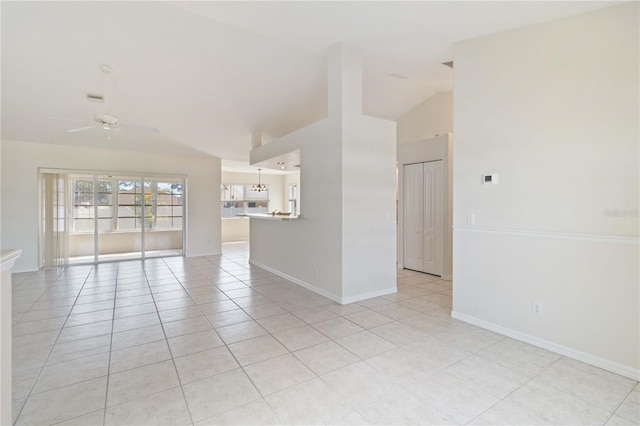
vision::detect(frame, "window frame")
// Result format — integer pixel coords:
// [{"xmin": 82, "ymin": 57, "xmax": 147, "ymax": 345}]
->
[
  {"xmin": 70, "ymin": 176, "xmax": 185, "ymax": 234},
  {"xmin": 155, "ymin": 181, "xmax": 184, "ymax": 230}
]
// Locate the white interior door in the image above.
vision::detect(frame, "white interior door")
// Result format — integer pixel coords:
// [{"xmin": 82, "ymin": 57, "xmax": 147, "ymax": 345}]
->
[
  {"xmin": 423, "ymin": 160, "xmax": 444, "ymax": 276},
  {"xmin": 403, "ymin": 163, "xmax": 424, "ymax": 271}
]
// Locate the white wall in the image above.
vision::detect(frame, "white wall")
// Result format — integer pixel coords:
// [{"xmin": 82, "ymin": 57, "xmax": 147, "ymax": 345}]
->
[
  {"xmin": 1, "ymin": 140, "xmax": 221, "ymax": 272},
  {"xmin": 341, "ymin": 115, "xmax": 397, "ymax": 301},
  {"xmin": 452, "ymin": 3, "xmax": 639, "ymax": 379},
  {"xmin": 250, "ymin": 45, "xmax": 397, "ymax": 304},
  {"xmin": 397, "ymin": 91, "xmax": 453, "ymax": 145},
  {"xmin": 250, "ymin": 119, "xmax": 344, "ymax": 300},
  {"xmin": 221, "ymin": 218, "xmax": 250, "ymax": 243}
]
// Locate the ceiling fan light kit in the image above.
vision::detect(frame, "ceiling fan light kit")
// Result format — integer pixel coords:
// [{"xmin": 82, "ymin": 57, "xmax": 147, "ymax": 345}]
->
[{"xmin": 94, "ymin": 113, "xmax": 119, "ymax": 130}]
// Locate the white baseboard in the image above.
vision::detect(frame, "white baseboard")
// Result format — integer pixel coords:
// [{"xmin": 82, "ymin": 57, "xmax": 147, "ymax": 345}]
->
[
  {"xmin": 249, "ymin": 259, "xmax": 397, "ymax": 305},
  {"xmin": 451, "ymin": 311, "xmax": 640, "ymax": 381},
  {"xmin": 341, "ymin": 287, "xmax": 397, "ymax": 304},
  {"xmin": 249, "ymin": 259, "xmax": 342, "ymax": 304},
  {"xmin": 186, "ymin": 251, "xmax": 221, "ymax": 258},
  {"xmin": 12, "ymin": 267, "xmax": 39, "ymax": 274}
]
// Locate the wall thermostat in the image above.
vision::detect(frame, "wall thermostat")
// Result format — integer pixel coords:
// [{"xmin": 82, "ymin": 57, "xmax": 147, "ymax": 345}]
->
[{"xmin": 482, "ymin": 173, "xmax": 499, "ymax": 184}]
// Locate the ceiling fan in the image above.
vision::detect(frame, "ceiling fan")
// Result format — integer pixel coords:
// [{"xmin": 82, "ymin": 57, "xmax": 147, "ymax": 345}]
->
[{"xmin": 66, "ymin": 64, "xmax": 159, "ymax": 134}]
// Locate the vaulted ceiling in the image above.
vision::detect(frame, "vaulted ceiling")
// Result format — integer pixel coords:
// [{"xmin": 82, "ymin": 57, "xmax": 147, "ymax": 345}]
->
[{"xmin": 1, "ymin": 1, "xmax": 616, "ymax": 162}]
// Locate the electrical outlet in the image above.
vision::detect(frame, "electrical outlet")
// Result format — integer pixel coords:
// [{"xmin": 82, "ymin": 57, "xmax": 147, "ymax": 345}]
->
[{"xmin": 532, "ymin": 302, "xmax": 543, "ymax": 316}]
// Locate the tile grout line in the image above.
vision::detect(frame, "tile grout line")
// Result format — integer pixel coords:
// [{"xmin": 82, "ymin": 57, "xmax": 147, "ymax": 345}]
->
[
  {"xmin": 10, "ymin": 270, "xmax": 65, "ymax": 422},
  {"xmin": 144, "ymin": 260, "xmax": 195, "ymax": 426},
  {"xmin": 302, "ymin": 286, "xmax": 504, "ymax": 423},
  {"xmin": 466, "ymin": 353, "xmax": 565, "ymax": 425},
  {"xmin": 165, "ymin": 254, "xmax": 308, "ymax": 423},
  {"xmin": 11, "ymin": 269, "xmax": 69, "ymax": 329},
  {"xmin": 161, "ymin": 256, "xmax": 274, "ymax": 422},
  {"xmin": 261, "ymin": 272, "xmax": 464, "ymax": 389},
  {"xmin": 213, "ymin": 248, "xmax": 623, "ymax": 425},
  {"xmin": 101, "ymin": 262, "xmax": 120, "ymax": 426},
  {"xmin": 14, "ymin": 300, "xmax": 154, "ymax": 337},
  {"xmin": 18, "ymin": 246, "xmax": 630, "ymax": 426},
  {"xmin": 212, "ymin": 253, "xmax": 291, "ymax": 425},
  {"xmin": 534, "ymin": 356, "xmax": 638, "ymax": 422},
  {"xmin": 397, "ymin": 327, "xmax": 529, "ymax": 425},
  {"xmin": 604, "ymin": 385, "xmax": 638, "ymax": 424},
  {"xmin": 17, "ymin": 358, "xmax": 168, "ymax": 401},
  {"xmin": 13, "ymin": 264, "xmax": 96, "ymax": 425},
  {"xmin": 209, "ymin": 251, "xmax": 418, "ymax": 423}
]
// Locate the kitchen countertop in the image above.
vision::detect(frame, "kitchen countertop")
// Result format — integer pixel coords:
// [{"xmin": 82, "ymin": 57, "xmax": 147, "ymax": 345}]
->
[{"xmin": 236, "ymin": 213, "xmax": 301, "ymax": 221}]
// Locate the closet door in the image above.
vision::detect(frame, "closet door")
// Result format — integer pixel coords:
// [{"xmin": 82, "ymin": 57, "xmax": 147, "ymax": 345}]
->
[
  {"xmin": 423, "ymin": 160, "xmax": 444, "ymax": 276},
  {"xmin": 403, "ymin": 163, "xmax": 424, "ymax": 271}
]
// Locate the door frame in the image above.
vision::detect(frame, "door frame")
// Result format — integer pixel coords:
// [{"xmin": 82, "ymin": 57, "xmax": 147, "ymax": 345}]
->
[
  {"xmin": 396, "ymin": 134, "xmax": 453, "ymax": 280},
  {"xmin": 402, "ymin": 159, "xmax": 444, "ymax": 276}
]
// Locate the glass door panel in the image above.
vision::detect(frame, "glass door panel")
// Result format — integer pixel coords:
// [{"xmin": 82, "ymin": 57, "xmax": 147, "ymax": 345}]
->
[
  {"xmin": 145, "ymin": 180, "xmax": 184, "ymax": 258},
  {"xmin": 116, "ymin": 180, "xmax": 141, "ymax": 231},
  {"xmin": 96, "ymin": 176, "xmax": 142, "ymax": 262},
  {"xmin": 97, "ymin": 177, "xmax": 142, "ymax": 262},
  {"xmin": 68, "ymin": 175, "xmax": 95, "ymax": 265},
  {"xmin": 144, "ymin": 180, "xmax": 154, "ymax": 231},
  {"xmin": 96, "ymin": 179, "xmax": 114, "ymax": 232}
]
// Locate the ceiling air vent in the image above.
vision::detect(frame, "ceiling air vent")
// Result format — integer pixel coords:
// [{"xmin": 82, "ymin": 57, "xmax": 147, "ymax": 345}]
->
[
  {"xmin": 86, "ymin": 93, "xmax": 104, "ymax": 102},
  {"xmin": 442, "ymin": 61, "xmax": 454, "ymax": 69}
]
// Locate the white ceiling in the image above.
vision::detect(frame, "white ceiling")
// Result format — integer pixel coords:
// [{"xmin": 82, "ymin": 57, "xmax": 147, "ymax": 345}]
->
[{"xmin": 1, "ymin": 1, "xmax": 617, "ymax": 164}]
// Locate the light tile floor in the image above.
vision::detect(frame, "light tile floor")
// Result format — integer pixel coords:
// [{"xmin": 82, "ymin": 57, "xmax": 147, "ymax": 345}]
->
[{"xmin": 11, "ymin": 242, "xmax": 640, "ymax": 425}]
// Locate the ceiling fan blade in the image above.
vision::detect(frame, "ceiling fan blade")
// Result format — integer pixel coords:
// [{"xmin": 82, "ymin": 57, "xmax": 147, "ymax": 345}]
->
[
  {"xmin": 67, "ymin": 125, "xmax": 96, "ymax": 133},
  {"xmin": 120, "ymin": 124, "xmax": 160, "ymax": 133}
]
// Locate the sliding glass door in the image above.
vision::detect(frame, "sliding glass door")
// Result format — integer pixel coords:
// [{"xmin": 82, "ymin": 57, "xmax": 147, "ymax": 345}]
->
[
  {"xmin": 96, "ymin": 176, "xmax": 144, "ymax": 262},
  {"xmin": 144, "ymin": 179, "xmax": 184, "ymax": 259},
  {"xmin": 50, "ymin": 172, "xmax": 185, "ymax": 265},
  {"xmin": 69, "ymin": 175, "xmax": 96, "ymax": 264}
]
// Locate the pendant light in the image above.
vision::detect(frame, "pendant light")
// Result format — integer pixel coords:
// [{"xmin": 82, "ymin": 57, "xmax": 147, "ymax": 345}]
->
[{"xmin": 251, "ymin": 168, "xmax": 268, "ymax": 192}]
